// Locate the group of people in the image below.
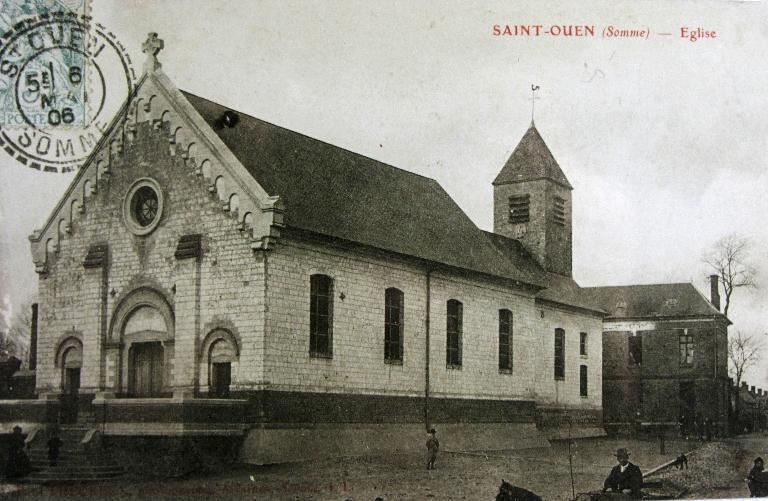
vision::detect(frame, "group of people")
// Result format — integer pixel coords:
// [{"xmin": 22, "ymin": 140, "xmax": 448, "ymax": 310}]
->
[
  {"xmin": 679, "ymin": 414, "xmax": 722, "ymax": 441},
  {"xmin": 4, "ymin": 425, "xmax": 64, "ymax": 480}
]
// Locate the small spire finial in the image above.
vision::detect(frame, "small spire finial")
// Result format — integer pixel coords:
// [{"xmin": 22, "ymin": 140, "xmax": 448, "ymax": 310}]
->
[
  {"xmin": 531, "ymin": 84, "xmax": 540, "ymax": 125},
  {"xmin": 142, "ymin": 32, "xmax": 165, "ymax": 73}
]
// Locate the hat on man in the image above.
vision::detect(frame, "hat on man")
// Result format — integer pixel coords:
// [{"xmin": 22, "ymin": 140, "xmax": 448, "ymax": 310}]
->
[
  {"xmin": 428, "ymin": 428, "xmax": 436, "ymax": 434},
  {"xmin": 614, "ymin": 448, "xmax": 630, "ymax": 458}
]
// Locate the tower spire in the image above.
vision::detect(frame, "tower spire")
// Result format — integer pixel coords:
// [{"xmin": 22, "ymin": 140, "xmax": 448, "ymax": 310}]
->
[{"xmin": 530, "ymin": 84, "xmax": 540, "ymax": 125}]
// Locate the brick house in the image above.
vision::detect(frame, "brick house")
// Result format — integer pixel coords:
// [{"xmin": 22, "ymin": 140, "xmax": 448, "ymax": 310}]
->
[
  {"xmin": 0, "ymin": 43, "xmax": 610, "ymax": 464},
  {"xmin": 734, "ymin": 383, "xmax": 767, "ymax": 433},
  {"xmin": 583, "ymin": 279, "xmax": 730, "ymax": 435}
]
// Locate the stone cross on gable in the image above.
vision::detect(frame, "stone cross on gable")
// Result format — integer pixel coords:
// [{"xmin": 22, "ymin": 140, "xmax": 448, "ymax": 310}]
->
[{"xmin": 142, "ymin": 32, "xmax": 164, "ymax": 73}]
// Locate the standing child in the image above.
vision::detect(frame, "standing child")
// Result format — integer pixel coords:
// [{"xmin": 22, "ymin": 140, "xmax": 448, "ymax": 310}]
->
[
  {"xmin": 46, "ymin": 428, "xmax": 64, "ymax": 467},
  {"xmin": 426, "ymin": 428, "xmax": 439, "ymax": 470}
]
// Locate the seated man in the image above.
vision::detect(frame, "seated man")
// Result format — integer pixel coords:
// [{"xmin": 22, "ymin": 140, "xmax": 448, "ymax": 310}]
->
[{"xmin": 602, "ymin": 448, "xmax": 643, "ymax": 499}]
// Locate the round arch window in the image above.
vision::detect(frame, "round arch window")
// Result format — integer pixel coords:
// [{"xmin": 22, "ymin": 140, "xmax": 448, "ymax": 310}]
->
[{"xmin": 123, "ymin": 178, "xmax": 164, "ymax": 235}]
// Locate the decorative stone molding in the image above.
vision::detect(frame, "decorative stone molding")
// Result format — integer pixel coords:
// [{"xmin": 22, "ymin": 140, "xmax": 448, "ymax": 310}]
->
[
  {"xmin": 122, "ymin": 177, "xmax": 165, "ymax": 236},
  {"xmin": 83, "ymin": 243, "xmax": 109, "ymax": 269},
  {"xmin": 174, "ymin": 234, "xmax": 202, "ymax": 260},
  {"xmin": 54, "ymin": 333, "xmax": 83, "ymax": 369}
]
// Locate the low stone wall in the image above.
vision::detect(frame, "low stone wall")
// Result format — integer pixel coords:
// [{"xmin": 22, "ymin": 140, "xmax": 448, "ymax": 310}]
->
[
  {"xmin": 238, "ymin": 390, "xmax": 538, "ymax": 424},
  {"xmin": 0, "ymin": 399, "xmax": 57, "ymax": 431}
]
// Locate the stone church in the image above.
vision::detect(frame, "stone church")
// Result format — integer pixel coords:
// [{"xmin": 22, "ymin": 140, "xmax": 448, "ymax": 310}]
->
[{"xmin": 15, "ymin": 38, "xmax": 608, "ymax": 465}]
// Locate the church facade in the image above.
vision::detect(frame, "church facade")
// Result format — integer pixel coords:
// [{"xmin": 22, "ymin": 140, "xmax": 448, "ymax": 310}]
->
[{"xmin": 13, "ymin": 42, "xmax": 607, "ymax": 464}]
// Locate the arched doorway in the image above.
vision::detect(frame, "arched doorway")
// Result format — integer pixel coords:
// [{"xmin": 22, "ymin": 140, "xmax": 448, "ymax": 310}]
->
[
  {"xmin": 61, "ymin": 345, "xmax": 82, "ymax": 423},
  {"xmin": 123, "ymin": 305, "xmax": 168, "ymax": 397},
  {"xmin": 209, "ymin": 338, "xmax": 235, "ymax": 397},
  {"xmin": 201, "ymin": 329, "xmax": 240, "ymax": 398}
]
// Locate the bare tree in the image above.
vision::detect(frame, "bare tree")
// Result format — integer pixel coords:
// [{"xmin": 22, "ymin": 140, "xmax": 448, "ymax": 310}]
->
[
  {"xmin": 703, "ymin": 234, "xmax": 757, "ymax": 317},
  {"xmin": 729, "ymin": 331, "xmax": 763, "ymax": 388},
  {"xmin": 2, "ymin": 301, "xmax": 33, "ymax": 363},
  {"xmin": 729, "ymin": 330, "xmax": 763, "ymax": 425}
]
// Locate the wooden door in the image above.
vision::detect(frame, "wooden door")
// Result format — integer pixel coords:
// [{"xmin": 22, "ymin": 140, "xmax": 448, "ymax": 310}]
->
[
  {"xmin": 61, "ymin": 368, "xmax": 80, "ymax": 423},
  {"xmin": 130, "ymin": 342, "xmax": 164, "ymax": 397}
]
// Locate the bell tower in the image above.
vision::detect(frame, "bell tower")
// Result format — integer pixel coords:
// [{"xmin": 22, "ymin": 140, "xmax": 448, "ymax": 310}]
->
[{"xmin": 493, "ymin": 124, "xmax": 573, "ymax": 276}]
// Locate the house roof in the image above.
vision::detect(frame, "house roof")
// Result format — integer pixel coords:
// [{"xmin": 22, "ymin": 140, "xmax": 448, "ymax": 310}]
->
[
  {"xmin": 493, "ymin": 124, "xmax": 572, "ymax": 189},
  {"xmin": 182, "ymin": 91, "xmax": 549, "ymax": 288},
  {"xmin": 483, "ymin": 231, "xmax": 604, "ymax": 314},
  {"xmin": 581, "ymin": 283, "xmax": 727, "ymax": 320}
]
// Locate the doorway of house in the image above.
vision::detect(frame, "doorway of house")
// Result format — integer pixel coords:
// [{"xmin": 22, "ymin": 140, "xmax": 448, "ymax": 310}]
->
[
  {"xmin": 679, "ymin": 381, "xmax": 696, "ymax": 433},
  {"xmin": 129, "ymin": 342, "xmax": 164, "ymax": 397}
]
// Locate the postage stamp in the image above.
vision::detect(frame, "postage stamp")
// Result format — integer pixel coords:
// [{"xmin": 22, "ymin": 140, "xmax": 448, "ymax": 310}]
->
[{"xmin": 0, "ymin": 0, "xmax": 135, "ymax": 173}]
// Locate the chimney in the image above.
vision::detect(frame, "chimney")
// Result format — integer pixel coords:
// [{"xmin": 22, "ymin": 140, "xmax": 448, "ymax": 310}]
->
[
  {"xmin": 710, "ymin": 275, "xmax": 721, "ymax": 311},
  {"xmin": 742, "ymin": 382, "xmax": 749, "ymax": 389},
  {"xmin": 29, "ymin": 303, "xmax": 38, "ymax": 371},
  {"xmin": 751, "ymin": 385, "xmax": 756, "ymax": 394}
]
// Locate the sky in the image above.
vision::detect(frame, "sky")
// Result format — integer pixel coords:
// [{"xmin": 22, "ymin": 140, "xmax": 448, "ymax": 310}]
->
[{"xmin": 0, "ymin": 0, "xmax": 766, "ymax": 381}]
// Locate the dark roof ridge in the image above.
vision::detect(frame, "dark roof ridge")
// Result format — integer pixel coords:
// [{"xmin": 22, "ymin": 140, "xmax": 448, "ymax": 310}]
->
[
  {"xmin": 179, "ymin": 89, "xmax": 438, "ymax": 184},
  {"xmin": 582, "ymin": 282, "xmax": 695, "ymax": 289},
  {"xmin": 181, "ymin": 89, "xmax": 548, "ymax": 287}
]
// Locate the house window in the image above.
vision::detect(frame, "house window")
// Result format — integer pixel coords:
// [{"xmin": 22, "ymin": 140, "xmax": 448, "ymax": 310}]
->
[
  {"xmin": 310, "ymin": 274, "xmax": 333, "ymax": 358},
  {"xmin": 498, "ymin": 309, "xmax": 513, "ymax": 372},
  {"xmin": 508, "ymin": 195, "xmax": 530, "ymax": 224},
  {"xmin": 553, "ymin": 196, "xmax": 566, "ymax": 227},
  {"xmin": 384, "ymin": 288, "xmax": 404, "ymax": 363},
  {"xmin": 679, "ymin": 330, "xmax": 694, "ymax": 367},
  {"xmin": 579, "ymin": 332, "xmax": 588, "ymax": 356},
  {"xmin": 580, "ymin": 365, "xmax": 588, "ymax": 397},
  {"xmin": 446, "ymin": 299, "xmax": 463, "ymax": 368},
  {"xmin": 628, "ymin": 334, "xmax": 643, "ymax": 366},
  {"xmin": 554, "ymin": 328, "xmax": 565, "ymax": 380}
]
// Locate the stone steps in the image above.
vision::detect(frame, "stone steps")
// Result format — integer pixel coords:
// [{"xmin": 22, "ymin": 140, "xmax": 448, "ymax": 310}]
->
[{"xmin": 23, "ymin": 426, "xmax": 126, "ymax": 484}]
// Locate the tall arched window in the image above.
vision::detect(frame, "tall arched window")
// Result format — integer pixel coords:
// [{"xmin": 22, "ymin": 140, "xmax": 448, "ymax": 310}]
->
[
  {"xmin": 446, "ymin": 299, "xmax": 462, "ymax": 368},
  {"xmin": 310, "ymin": 274, "xmax": 333, "ymax": 358},
  {"xmin": 499, "ymin": 309, "xmax": 513, "ymax": 371},
  {"xmin": 554, "ymin": 328, "xmax": 565, "ymax": 380},
  {"xmin": 384, "ymin": 288, "xmax": 404, "ymax": 363}
]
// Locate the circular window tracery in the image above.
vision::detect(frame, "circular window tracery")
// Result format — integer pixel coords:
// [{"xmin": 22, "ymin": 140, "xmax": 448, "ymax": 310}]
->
[{"xmin": 123, "ymin": 178, "xmax": 164, "ymax": 235}]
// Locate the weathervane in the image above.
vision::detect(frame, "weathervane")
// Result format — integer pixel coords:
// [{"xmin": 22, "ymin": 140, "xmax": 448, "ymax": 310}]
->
[{"xmin": 531, "ymin": 84, "xmax": 540, "ymax": 124}]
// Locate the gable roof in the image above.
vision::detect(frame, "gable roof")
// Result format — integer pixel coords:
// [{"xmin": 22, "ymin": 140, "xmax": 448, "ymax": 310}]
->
[
  {"xmin": 581, "ymin": 283, "xmax": 727, "ymax": 320},
  {"xmin": 493, "ymin": 124, "xmax": 572, "ymax": 189},
  {"xmin": 182, "ymin": 91, "xmax": 548, "ymax": 288},
  {"xmin": 483, "ymin": 231, "xmax": 604, "ymax": 314}
]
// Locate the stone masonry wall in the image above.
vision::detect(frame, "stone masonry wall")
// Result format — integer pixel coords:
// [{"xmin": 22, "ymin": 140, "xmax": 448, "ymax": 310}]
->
[
  {"xmin": 602, "ymin": 318, "xmax": 729, "ymax": 427},
  {"xmin": 36, "ymin": 121, "xmax": 265, "ymax": 396},
  {"xmin": 264, "ymin": 235, "xmax": 602, "ymax": 411}
]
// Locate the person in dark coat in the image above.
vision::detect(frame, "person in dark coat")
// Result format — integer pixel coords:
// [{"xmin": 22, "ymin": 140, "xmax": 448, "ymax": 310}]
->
[
  {"xmin": 426, "ymin": 428, "xmax": 439, "ymax": 470},
  {"xmin": 602, "ymin": 448, "xmax": 643, "ymax": 499},
  {"xmin": 46, "ymin": 428, "xmax": 64, "ymax": 467},
  {"xmin": 747, "ymin": 457, "xmax": 768, "ymax": 497},
  {"xmin": 5, "ymin": 425, "xmax": 31, "ymax": 479}
]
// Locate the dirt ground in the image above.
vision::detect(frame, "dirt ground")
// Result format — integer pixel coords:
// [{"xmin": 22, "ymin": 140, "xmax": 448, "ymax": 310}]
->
[{"xmin": 3, "ymin": 434, "xmax": 759, "ymax": 500}]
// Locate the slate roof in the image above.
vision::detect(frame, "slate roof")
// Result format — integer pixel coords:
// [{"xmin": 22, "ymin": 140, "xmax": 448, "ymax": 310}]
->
[
  {"xmin": 183, "ymin": 91, "xmax": 549, "ymax": 288},
  {"xmin": 483, "ymin": 231, "xmax": 604, "ymax": 314},
  {"xmin": 493, "ymin": 124, "xmax": 572, "ymax": 189},
  {"xmin": 581, "ymin": 283, "xmax": 727, "ymax": 320}
]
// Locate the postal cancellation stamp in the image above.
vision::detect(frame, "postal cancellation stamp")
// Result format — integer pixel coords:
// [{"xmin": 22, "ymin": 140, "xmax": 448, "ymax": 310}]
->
[{"xmin": 0, "ymin": 0, "xmax": 135, "ymax": 172}]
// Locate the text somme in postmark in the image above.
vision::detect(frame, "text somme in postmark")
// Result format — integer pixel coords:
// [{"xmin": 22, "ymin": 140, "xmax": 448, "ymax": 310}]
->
[{"xmin": 0, "ymin": 12, "xmax": 135, "ymax": 173}]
